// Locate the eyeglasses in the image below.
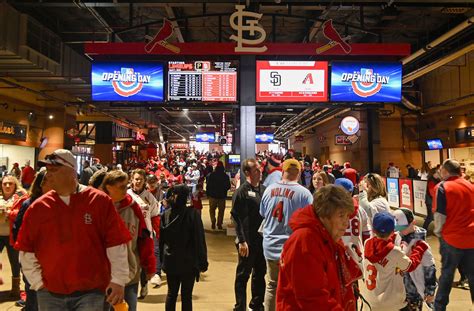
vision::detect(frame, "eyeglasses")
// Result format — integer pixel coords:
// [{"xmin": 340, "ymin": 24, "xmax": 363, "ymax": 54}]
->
[{"xmin": 45, "ymin": 154, "xmax": 74, "ymax": 168}]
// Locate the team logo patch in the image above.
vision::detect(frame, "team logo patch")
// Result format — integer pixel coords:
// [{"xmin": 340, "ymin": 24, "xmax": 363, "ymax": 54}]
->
[
  {"xmin": 84, "ymin": 213, "xmax": 92, "ymax": 225},
  {"xmin": 341, "ymin": 68, "xmax": 390, "ymax": 98},
  {"xmin": 101, "ymin": 68, "xmax": 151, "ymax": 97}
]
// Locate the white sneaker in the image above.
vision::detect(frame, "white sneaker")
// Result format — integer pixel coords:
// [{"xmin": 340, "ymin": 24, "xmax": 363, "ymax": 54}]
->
[
  {"xmin": 150, "ymin": 274, "xmax": 162, "ymax": 288},
  {"xmin": 139, "ymin": 283, "xmax": 148, "ymax": 299}
]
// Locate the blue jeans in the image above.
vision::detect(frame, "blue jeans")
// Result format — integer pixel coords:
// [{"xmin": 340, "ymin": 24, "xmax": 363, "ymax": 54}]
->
[
  {"xmin": 124, "ymin": 283, "xmax": 138, "ymax": 311},
  {"xmin": 155, "ymin": 235, "xmax": 162, "ymax": 275},
  {"xmin": 105, "ymin": 283, "xmax": 138, "ymax": 311},
  {"xmin": 37, "ymin": 289, "xmax": 104, "ymax": 311},
  {"xmin": 434, "ymin": 238, "xmax": 474, "ymax": 311}
]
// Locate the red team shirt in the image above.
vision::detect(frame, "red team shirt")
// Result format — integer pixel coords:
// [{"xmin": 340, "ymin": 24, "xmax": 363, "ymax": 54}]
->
[{"xmin": 15, "ymin": 188, "xmax": 131, "ymax": 294}]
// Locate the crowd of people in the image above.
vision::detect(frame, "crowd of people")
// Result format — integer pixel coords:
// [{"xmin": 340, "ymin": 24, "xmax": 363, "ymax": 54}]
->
[{"xmin": 0, "ymin": 147, "xmax": 472, "ymax": 311}]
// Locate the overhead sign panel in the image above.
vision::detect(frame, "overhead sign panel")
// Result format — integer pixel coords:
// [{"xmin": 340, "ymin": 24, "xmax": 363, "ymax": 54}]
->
[
  {"xmin": 256, "ymin": 61, "xmax": 328, "ymax": 102},
  {"xmin": 168, "ymin": 61, "xmax": 237, "ymax": 102},
  {"xmin": 195, "ymin": 132, "xmax": 216, "ymax": 143},
  {"xmin": 256, "ymin": 133, "xmax": 274, "ymax": 143},
  {"xmin": 91, "ymin": 62, "xmax": 164, "ymax": 101},
  {"xmin": 330, "ymin": 62, "xmax": 402, "ymax": 102}
]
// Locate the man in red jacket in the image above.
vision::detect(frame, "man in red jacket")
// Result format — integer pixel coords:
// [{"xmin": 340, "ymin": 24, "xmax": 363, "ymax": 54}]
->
[
  {"xmin": 342, "ymin": 162, "xmax": 358, "ymax": 188},
  {"xmin": 276, "ymin": 185, "xmax": 362, "ymax": 311},
  {"xmin": 15, "ymin": 149, "xmax": 132, "ymax": 310},
  {"xmin": 20, "ymin": 160, "xmax": 35, "ymax": 189},
  {"xmin": 433, "ymin": 159, "xmax": 474, "ymax": 311}
]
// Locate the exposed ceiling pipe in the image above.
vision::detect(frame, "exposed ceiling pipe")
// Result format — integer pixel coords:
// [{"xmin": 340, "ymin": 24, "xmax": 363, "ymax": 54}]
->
[
  {"xmin": 401, "ymin": 16, "xmax": 474, "ymax": 66},
  {"xmin": 401, "ymin": 96, "xmax": 422, "ymax": 112},
  {"xmin": 403, "ymin": 43, "xmax": 474, "ymax": 84},
  {"xmin": 294, "ymin": 108, "xmax": 351, "ymax": 137}
]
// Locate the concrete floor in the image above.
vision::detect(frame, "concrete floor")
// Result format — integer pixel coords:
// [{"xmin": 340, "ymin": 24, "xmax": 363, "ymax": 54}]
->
[{"xmin": 0, "ymin": 199, "xmax": 472, "ymax": 310}]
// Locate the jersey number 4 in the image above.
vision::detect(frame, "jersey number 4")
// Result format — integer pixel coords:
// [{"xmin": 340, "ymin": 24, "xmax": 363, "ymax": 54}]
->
[
  {"xmin": 365, "ymin": 264, "xmax": 377, "ymax": 290},
  {"xmin": 272, "ymin": 201, "xmax": 284, "ymax": 222}
]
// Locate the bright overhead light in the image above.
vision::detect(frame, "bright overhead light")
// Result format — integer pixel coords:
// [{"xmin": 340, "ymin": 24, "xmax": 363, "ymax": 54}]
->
[
  {"xmin": 286, "ymin": 108, "xmax": 294, "ymax": 111},
  {"xmin": 181, "ymin": 138, "xmax": 186, "ymax": 141},
  {"xmin": 48, "ymin": 114, "xmax": 54, "ymax": 120},
  {"xmin": 183, "ymin": 108, "xmax": 189, "ymax": 113}
]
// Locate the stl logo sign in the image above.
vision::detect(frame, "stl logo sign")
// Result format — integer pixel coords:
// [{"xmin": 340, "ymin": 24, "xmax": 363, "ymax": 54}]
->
[{"xmin": 230, "ymin": 5, "xmax": 267, "ymax": 53}]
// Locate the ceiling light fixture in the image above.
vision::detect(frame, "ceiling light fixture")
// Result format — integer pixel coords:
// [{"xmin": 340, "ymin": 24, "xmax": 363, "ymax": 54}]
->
[{"xmin": 48, "ymin": 114, "xmax": 54, "ymax": 120}]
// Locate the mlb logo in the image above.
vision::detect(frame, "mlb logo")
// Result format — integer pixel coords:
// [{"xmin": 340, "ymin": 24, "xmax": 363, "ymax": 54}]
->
[
  {"xmin": 361, "ymin": 68, "xmax": 373, "ymax": 77},
  {"xmin": 121, "ymin": 68, "xmax": 134, "ymax": 75}
]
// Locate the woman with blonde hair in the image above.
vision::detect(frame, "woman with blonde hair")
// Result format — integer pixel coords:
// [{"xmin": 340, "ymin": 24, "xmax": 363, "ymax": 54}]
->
[
  {"xmin": 0, "ymin": 174, "xmax": 27, "ymax": 298},
  {"xmin": 359, "ymin": 173, "xmax": 390, "ymax": 222}
]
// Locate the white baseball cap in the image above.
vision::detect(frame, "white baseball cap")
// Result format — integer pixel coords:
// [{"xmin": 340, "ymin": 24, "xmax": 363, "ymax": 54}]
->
[{"xmin": 38, "ymin": 149, "xmax": 77, "ymax": 171}]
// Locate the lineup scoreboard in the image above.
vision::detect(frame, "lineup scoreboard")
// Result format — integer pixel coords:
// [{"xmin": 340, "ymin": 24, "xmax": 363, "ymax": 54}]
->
[{"xmin": 168, "ymin": 61, "xmax": 238, "ymax": 101}]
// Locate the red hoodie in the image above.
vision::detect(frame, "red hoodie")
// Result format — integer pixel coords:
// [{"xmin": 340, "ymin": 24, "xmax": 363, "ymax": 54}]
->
[{"xmin": 276, "ymin": 205, "xmax": 362, "ymax": 311}]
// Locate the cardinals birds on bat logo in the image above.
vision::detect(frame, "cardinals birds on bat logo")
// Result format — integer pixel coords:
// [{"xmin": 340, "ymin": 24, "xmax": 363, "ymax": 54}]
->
[
  {"xmin": 316, "ymin": 20, "xmax": 352, "ymax": 54},
  {"xmin": 145, "ymin": 19, "xmax": 181, "ymax": 54}
]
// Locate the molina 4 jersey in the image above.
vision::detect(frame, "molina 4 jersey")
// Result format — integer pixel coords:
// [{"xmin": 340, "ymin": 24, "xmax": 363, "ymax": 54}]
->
[{"xmin": 259, "ymin": 181, "xmax": 313, "ymax": 261}]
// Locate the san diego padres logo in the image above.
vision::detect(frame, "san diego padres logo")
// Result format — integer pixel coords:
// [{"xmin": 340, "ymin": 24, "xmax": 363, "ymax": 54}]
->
[
  {"xmin": 101, "ymin": 68, "xmax": 151, "ymax": 97},
  {"xmin": 341, "ymin": 68, "xmax": 390, "ymax": 98}
]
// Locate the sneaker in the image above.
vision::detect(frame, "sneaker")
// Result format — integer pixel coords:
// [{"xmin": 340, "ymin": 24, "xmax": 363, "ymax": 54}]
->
[
  {"xmin": 15, "ymin": 299, "xmax": 25, "ymax": 307},
  {"xmin": 139, "ymin": 284, "xmax": 148, "ymax": 299},
  {"xmin": 460, "ymin": 279, "xmax": 470, "ymax": 290},
  {"xmin": 150, "ymin": 274, "xmax": 162, "ymax": 288}
]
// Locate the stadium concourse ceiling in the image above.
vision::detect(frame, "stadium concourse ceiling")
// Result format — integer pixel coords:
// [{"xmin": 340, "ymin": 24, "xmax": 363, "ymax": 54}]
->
[{"xmin": 4, "ymin": 0, "xmax": 474, "ymax": 141}]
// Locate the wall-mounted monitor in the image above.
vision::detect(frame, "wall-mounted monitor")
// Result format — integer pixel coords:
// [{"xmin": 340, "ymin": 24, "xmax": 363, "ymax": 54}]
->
[
  {"xmin": 91, "ymin": 62, "xmax": 164, "ymax": 101},
  {"xmin": 168, "ymin": 61, "xmax": 237, "ymax": 102},
  {"xmin": 228, "ymin": 154, "xmax": 240, "ymax": 165},
  {"xmin": 426, "ymin": 138, "xmax": 443, "ymax": 150},
  {"xmin": 330, "ymin": 62, "xmax": 402, "ymax": 102},
  {"xmin": 195, "ymin": 132, "xmax": 216, "ymax": 143},
  {"xmin": 256, "ymin": 133, "xmax": 274, "ymax": 143},
  {"xmin": 256, "ymin": 61, "xmax": 328, "ymax": 102}
]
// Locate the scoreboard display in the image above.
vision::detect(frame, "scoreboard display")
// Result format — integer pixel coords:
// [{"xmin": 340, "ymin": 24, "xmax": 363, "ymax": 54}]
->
[{"xmin": 168, "ymin": 61, "xmax": 237, "ymax": 102}]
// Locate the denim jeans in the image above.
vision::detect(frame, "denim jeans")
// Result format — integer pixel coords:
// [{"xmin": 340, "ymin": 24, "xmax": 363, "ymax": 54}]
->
[
  {"xmin": 434, "ymin": 238, "xmax": 474, "ymax": 311},
  {"xmin": 37, "ymin": 289, "xmax": 105, "ymax": 311},
  {"xmin": 0, "ymin": 235, "xmax": 21, "ymax": 277},
  {"xmin": 124, "ymin": 283, "xmax": 138, "ymax": 311},
  {"xmin": 154, "ymin": 235, "xmax": 162, "ymax": 275},
  {"xmin": 264, "ymin": 259, "xmax": 279, "ymax": 311},
  {"xmin": 105, "ymin": 283, "xmax": 138, "ymax": 311}
]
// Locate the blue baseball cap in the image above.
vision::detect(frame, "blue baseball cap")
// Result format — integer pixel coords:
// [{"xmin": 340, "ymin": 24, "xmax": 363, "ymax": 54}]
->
[
  {"xmin": 334, "ymin": 178, "xmax": 354, "ymax": 193},
  {"xmin": 373, "ymin": 211, "xmax": 395, "ymax": 234}
]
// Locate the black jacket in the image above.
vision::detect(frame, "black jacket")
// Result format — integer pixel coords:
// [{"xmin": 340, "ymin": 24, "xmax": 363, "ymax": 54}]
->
[
  {"xmin": 159, "ymin": 206, "xmax": 208, "ymax": 280},
  {"xmin": 230, "ymin": 181, "xmax": 266, "ymax": 246},
  {"xmin": 206, "ymin": 166, "xmax": 231, "ymax": 199}
]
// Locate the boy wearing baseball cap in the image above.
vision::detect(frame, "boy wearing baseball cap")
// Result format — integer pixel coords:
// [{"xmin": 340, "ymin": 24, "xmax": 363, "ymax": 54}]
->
[
  {"xmin": 363, "ymin": 212, "xmax": 429, "ymax": 311},
  {"xmin": 393, "ymin": 208, "xmax": 437, "ymax": 311}
]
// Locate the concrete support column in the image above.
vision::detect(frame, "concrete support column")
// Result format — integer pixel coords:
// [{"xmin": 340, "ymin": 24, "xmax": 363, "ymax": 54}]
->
[
  {"xmin": 367, "ymin": 109, "xmax": 381, "ymax": 173},
  {"xmin": 239, "ymin": 55, "xmax": 256, "ymax": 167}
]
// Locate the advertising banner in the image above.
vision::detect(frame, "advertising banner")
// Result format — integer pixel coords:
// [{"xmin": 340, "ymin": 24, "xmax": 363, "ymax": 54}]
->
[
  {"xmin": 92, "ymin": 62, "xmax": 164, "ymax": 101},
  {"xmin": 398, "ymin": 178, "xmax": 414, "ymax": 211},
  {"xmin": 256, "ymin": 133, "xmax": 274, "ymax": 143},
  {"xmin": 387, "ymin": 178, "xmax": 399, "ymax": 208},
  {"xmin": 330, "ymin": 62, "xmax": 402, "ymax": 102},
  {"xmin": 413, "ymin": 180, "xmax": 428, "ymax": 217},
  {"xmin": 256, "ymin": 61, "xmax": 328, "ymax": 102},
  {"xmin": 196, "ymin": 133, "xmax": 216, "ymax": 143}
]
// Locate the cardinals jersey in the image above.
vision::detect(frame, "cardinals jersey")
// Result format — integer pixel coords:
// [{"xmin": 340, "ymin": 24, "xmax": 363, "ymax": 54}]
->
[
  {"xmin": 127, "ymin": 188, "xmax": 159, "ymax": 236},
  {"xmin": 342, "ymin": 200, "xmax": 371, "ymax": 268},
  {"xmin": 363, "ymin": 235, "xmax": 410, "ymax": 311},
  {"xmin": 259, "ymin": 181, "xmax": 313, "ymax": 261}
]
